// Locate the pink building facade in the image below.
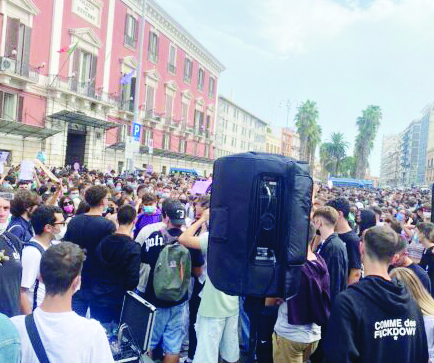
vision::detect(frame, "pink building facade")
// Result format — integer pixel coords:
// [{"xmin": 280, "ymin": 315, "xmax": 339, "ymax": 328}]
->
[{"xmin": 0, "ymin": 0, "xmax": 224, "ymax": 175}]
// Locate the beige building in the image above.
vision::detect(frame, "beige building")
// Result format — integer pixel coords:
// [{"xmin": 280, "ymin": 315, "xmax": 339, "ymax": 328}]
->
[
  {"xmin": 281, "ymin": 128, "xmax": 300, "ymax": 159},
  {"xmin": 265, "ymin": 127, "xmax": 281, "ymax": 154},
  {"xmin": 215, "ymin": 96, "xmax": 268, "ymax": 158},
  {"xmin": 380, "ymin": 134, "xmax": 400, "ymax": 187}
]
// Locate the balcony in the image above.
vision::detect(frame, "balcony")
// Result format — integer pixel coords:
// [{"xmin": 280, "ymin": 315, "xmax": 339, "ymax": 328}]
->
[
  {"xmin": 144, "ymin": 109, "xmax": 162, "ymax": 125},
  {"xmin": 124, "ymin": 35, "xmax": 136, "ymax": 49},
  {"xmin": 0, "ymin": 57, "xmax": 40, "ymax": 85},
  {"xmin": 47, "ymin": 75, "xmax": 118, "ymax": 107},
  {"xmin": 118, "ymin": 98, "xmax": 134, "ymax": 113},
  {"xmin": 148, "ymin": 53, "xmax": 158, "ymax": 64}
]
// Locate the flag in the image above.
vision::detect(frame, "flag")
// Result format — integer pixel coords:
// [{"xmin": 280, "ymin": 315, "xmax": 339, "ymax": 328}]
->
[
  {"xmin": 58, "ymin": 42, "xmax": 78, "ymax": 55},
  {"xmin": 120, "ymin": 69, "xmax": 135, "ymax": 84}
]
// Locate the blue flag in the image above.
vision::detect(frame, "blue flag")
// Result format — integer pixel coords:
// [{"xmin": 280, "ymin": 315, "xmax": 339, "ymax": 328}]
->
[{"xmin": 120, "ymin": 70, "xmax": 135, "ymax": 84}]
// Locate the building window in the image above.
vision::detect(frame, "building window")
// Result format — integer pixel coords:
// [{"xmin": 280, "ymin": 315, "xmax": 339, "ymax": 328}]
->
[
  {"xmin": 184, "ymin": 58, "xmax": 192, "ymax": 83},
  {"xmin": 124, "ymin": 14, "xmax": 138, "ymax": 48},
  {"xmin": 208, "ymin": 77, "xmax": 215, "ymax": 98},
  {"xmin": 179, "ymin": 139, "xmax": 186, "ymax": 153},
  {"xmin": 194, "ymin": 141, "xmax": 198, "ymax": 156},
  {"xmin": 165, "ymin": 94, "xmax": 173, "ymax": 122},
  {"xmin": 194, "ymin": 109, "xmax": 204, "ymax": 132},
  {"xmin": 168, "ymin": 44, "xmax": 176, "ymax": 74},
  {"xmin": 232, "ymin": 123, "xmax": 237, "ymax": 133},
  {"xmin": 145, "ymin": 85, "xmax": 155, "ymax": 116},
  {"xmin": 5, "ymin": 18, "xmax": 32, "ymax": 76},
  {"xmin": 0, "ymin": 91, "xmax": 23, "ymax": 122},
  {"xmin": 120, "ymin": 74, "xmax": 135, "ymax": 112},
  {"xmin": 197, "ymin": 68, "xmax": 204, "ymax": 91},
  {"xmin": 234, "ymin": 109, "xmax": 239, "ymax": 119},
  {"xmin": 144, "ymin": 129, "xmax": 153, "ymax": 146},
  {"xmin": 205, "ymin": 144, "xmax": 210, "ymax": 158},
  {"xmin": 163, "ymin": 134, "xmax": 170, "ymax": 150},
  {"xmin": 71, "ymin": 49, "xmax": 97, "ymax": 96},
  {"xmin": 181, "ymin": 102, "xmax": 188, "ymax": 124},
  {"xmin": 223, "ymin": 135, "xmax": 227, "ymax": 144},
  {"xmin": 148, "ymin": 31, "xmax": 159, "ymax": 63},
  {"xmin": 231, "ymin": 138, "xmax": 236, "ymax": 147}
]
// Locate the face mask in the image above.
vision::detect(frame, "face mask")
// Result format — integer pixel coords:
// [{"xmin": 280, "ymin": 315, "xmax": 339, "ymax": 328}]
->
[
  {"xmin": 54, "ymin": 225, "xmax": 66, "ymax": 241},
  {"xmin": 70, "ymin": 193, "xmax": 79, "ymax": 199},
  {"xmin": 95, "ymin": 181, "xmax": 100, "ymax": 186},
  {"xmin": 143, "ymin": 206, "xmax": 156, "ymax": 214},
  {"xmin": 162, "ymin": 193, "xmax": 170, "ymax": 199},
  {"xmin": 62, "ymin": 188, "xmax": 68, "ymax": 194},
  {"xmin": 115, "ymin": 187, "xmax": 122, "ymax": 192},
  {"xmin": 64, "ymin": 205, "xmax": 74, "ymax": 214}
]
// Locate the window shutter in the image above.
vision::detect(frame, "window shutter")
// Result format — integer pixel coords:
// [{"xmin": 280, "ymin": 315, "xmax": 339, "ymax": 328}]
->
[
  {"xmin": 130, "ymin": 77, "xmax": 136, "ymax": 111},
  {"xmin": 134, "ymin": 18, "xmax": 138, "ymax": 41},
  {"xmin": 17, "ymin": 96, "xmax": 24, "ymax": 122},
  {"xmin": 21, "ymin": 26, "xmax": 32, "ymax": 76},
  {"xmin": 71, "ymin": 50, "xmax": 80, "ymax": 91},
  {"xmin": 89, "ymin": 55, "xmax": 97, "ymax": 96},
  {"xmin": 0, "ymin": 91, "xmax": 3, "ymax": 118},
  {"xmin": 155, "ymin": 36, "xmax": 159, "ymax": 60},
  {"xmin": 5, "ymin": 18, "xmax": 20, "ymax": 57},
  {"xmin": 124, "ymin": 14, "xmax": 128, "ymax": 37}
]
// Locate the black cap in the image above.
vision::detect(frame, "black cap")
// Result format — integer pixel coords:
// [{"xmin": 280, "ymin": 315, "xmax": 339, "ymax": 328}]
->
[{"xmin": 163, "ymin": 199, "xmax": 186, "ymax": 225}]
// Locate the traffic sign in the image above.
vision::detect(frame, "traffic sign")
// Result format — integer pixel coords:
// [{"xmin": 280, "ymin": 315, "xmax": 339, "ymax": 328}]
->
[{"xmin": 132, "ymin": 123, "xmax": 141, "ymax": 142}]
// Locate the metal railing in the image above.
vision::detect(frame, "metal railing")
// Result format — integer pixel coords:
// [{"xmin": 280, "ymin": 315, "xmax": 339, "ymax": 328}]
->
[{"xmin": 0, "ymin": 57, "xmax": 39, "ymax": 82}]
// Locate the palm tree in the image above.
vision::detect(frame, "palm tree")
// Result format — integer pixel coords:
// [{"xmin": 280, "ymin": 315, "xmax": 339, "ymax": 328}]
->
[
  {"xmin": 295, "ymin": 100, "xmax": 320, "ymax": 164},
  {"xmin": 328, "ymin": 132, "xmax": 349, "ymax": 175},
  {"xmin": 338, "ymin": 156, "xmax": 356, "ymax": 178},
  {"xmin": 354, "ymin": 106, "xmax": 382, "ymax": 179},
  {"xmin": 320, "ymin": 142, "xmax": 334, "ymax": 180}
]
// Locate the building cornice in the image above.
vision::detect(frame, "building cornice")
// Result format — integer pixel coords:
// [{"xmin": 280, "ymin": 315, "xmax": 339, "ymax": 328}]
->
[
  {"xmin": 69, "ymin": 28, "xmax": 103, "ymax": 48},
  {"xmin": 6, "ymin": 0, "xmax": 40, "ymax": 15},
  {"xmin": 120, "ymin": 0, "xmax": 225, "ymax": 76},
  {"xmin": 219, "ymin": 95, "xmax": 269, "ymax": 127}
]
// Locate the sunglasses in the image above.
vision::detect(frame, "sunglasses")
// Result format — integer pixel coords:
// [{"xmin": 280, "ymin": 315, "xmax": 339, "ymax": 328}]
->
[
  {"xmin": 64, "ymin": 201, "xmax": 73, "ymax": 206},
  {"xmin": 52, "ymin": 221, "xmax": 66, "ymax": 226}
]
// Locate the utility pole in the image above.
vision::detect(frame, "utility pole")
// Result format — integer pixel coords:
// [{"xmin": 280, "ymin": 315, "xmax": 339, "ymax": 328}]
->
[
  {"xmin": 281, "ymin": 99, "xmax": 297, "ymax": 157},
  {"xmin": 128, "ymin": 0, "xmax": 147, "ymax": 173}
]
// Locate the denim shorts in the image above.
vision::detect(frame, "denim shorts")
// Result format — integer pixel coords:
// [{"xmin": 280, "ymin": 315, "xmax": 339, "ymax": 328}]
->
[{"xmin": 151, "ymin": 302, "xmax": 188, "ymax": 355}]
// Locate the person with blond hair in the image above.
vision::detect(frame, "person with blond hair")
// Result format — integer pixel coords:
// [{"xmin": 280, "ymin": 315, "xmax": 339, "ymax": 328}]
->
[{"xmin": 390, "ymin": 267, "xmax": 434, "ymax": 360}]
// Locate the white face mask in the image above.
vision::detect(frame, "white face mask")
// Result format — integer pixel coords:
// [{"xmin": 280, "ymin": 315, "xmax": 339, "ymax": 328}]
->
[{"xmin": 54, "ymin": 225, "xmax": 67, "ymax": 241}]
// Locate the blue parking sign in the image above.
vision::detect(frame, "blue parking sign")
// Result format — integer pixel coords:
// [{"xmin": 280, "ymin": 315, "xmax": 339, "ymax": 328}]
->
[{"xmin": 132, "ymin": 123, "xmax": 141, "ymax": 142}]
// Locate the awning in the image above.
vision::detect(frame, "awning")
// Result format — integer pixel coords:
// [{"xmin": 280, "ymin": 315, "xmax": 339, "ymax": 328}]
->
[
  {"xmin": 49, "ymin": 110, "xmax": 119, "ymax": 130},
  {"xmin": 0, "ymin": 118, "xmax": 61, "ymax": 139},
  {"xmin": 106, "ymin": 143, "xmax": 214, "ymax": 164}
]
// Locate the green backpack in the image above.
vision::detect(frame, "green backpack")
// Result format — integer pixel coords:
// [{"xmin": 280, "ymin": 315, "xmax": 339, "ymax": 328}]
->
[{"xmin": 153, "ymin": 229, "xmax": 192, "ymax": 301}]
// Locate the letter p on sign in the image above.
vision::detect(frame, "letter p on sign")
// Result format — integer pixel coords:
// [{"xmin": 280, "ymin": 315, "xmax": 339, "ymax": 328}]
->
[{"xmin": 132, "ymin": 123, "xmax": 141, "ymax": 142}]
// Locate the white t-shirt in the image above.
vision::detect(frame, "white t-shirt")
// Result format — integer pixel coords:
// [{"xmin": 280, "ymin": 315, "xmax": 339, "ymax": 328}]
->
[
  {"xmin": 135, "ymin": 222, "xmax": 166, "ymax": 293},
  {"xmin": 11, "ymin": 307, "xmax": 114, "ymax": 363},
  {"xmin": 21, "ymin": 239, "xmax": 49, "ymax": 308}
]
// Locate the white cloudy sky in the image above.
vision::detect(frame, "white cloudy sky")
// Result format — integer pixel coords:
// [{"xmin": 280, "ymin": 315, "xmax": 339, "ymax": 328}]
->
[{"xmin": 156, "ymin": 0, "xmax": 434, "ymax": 176}]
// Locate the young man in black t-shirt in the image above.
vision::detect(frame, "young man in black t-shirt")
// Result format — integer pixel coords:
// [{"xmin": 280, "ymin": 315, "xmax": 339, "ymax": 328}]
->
[
  {"xmin": 327, "ymin": 197, "xmax": 361, "ymax": 285},
  {"xmin": 140, "ymin": 198, "xmax": 203, "ymax": 363},
  {"xmin": 64, "ymin": 185, "xmax": 115, "ymax": 317}
]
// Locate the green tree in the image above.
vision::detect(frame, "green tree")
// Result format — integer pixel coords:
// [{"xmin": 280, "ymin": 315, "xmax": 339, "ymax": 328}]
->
[
  {"xmin": 354, "ymin": 105, "xmax": 382, "ymax": 179},
  {"xmin": 295, "ymin": 100, "xmax": 321, "ymax": 165},
  {"xmin": 338, "ymin": 156, "xmax": 356, "ymax": 178},
  {"xmin": 320, "ymin": 142, "xmax": 334, "ymax": 180},
  {"xmin": 329, "ymin": 132, "xmax": 349, "ymax": 175}
]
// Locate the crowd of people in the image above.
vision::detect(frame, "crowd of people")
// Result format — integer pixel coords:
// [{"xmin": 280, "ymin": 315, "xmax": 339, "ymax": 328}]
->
[{"xmin": 1, "ymin": 163, "xmax": 434, "ymax": 363}]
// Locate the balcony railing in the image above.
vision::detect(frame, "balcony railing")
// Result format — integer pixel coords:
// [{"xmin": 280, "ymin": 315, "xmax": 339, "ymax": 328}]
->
[
  {"xmin": 47, "ymin": 75, "xmax": 118, "ymax": 105},
  {"xmin": 0, "ymin": 57, "xmax": 39, "ymax": 83},
  {"xmin": 119, "ymin": 98, "xmax": 134, "ymax": 112}
]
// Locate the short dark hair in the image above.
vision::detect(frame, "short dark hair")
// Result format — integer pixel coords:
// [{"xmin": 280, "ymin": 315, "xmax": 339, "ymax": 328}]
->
[
  {"xmin": 363, "ymin": 225, "xmax": 405, "ymax": 263},
  {"xmin": 122, "ymin": 185, "xmax": 134, "ymax": 195},
  {"xmin": 371, "ymin": 205, "xmax": 382, "ymax": 217},
  {"xmin": 40, "ymin": 242, "xmax": 85, "ymax": 295},
  {"xmin": 84, "ymin": 185, "xmax": 107, "ymax": 207},
  {"xmin": 196, "ymin": 195, "xmax": 210, "ymax": 209},
  {"xmin": 326, "ymin": 197, "xmax": 350, "ymax": 219},
  {"xmin": 142, "ymin": 193, "xmax": 156, "ymax": 205},
  {"xmin": 417, "ymin": 222, "xmax": 434, "ymax": 243},
  {"xmin": 10, "ymin": 190, "xmax": 39, "ymax": 217},
  {"xmin": 75, "ymin": 200, "xmax": 90, "ymax": 215},
  {"xmin": 31, "ymin": 205, "xmax": 63, "ymax": 235},
  {"xmin": 117, "ymin": 204, "xmax": 137, "ymax": 225},
  {"xmin": 137, "ymin": 184, "xmax": 146, "ymax": 194}
]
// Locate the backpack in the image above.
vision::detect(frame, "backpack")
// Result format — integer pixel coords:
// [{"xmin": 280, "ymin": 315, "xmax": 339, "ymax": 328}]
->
[{"xmin": 153, "ymin": 229, "xmax": 191, "ymax": 301}]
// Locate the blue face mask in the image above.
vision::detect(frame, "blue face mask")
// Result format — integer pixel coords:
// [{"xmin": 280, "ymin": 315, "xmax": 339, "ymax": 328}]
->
[
  {"xmin": 143, "ymin": 206, "xmax": 156, "ymax": 214},
  {"xmin": 115, "ymin": 186, "xmax": 122, "ymax": 192}
]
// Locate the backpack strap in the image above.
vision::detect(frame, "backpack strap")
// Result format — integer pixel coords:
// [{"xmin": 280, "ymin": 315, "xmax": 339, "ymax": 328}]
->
[
  {"xmin": 25, "ymin": 314, "xmax": 50, "ymax": 363},
  {"xmin": 24, "ymin": 242, "xmax": 46, "ymax": 311},
  {"xmin": 160, "ymin": 228, "xmax": 179, "ymax": 246}
]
